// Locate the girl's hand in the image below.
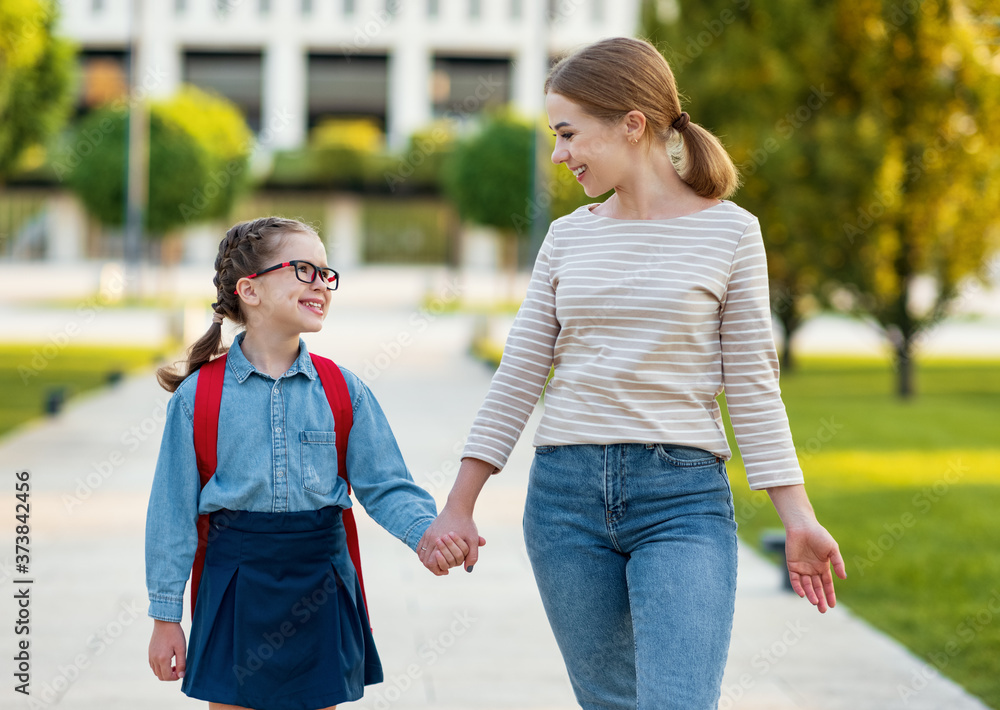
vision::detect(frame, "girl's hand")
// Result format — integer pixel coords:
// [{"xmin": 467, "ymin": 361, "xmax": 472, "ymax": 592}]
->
[
  {"xmin": 418, "ymin": 510, "xmax": 486, "ymax": 576},
  {"xmin": 149, "ymin": 620, "xmax": 187, "ymax": 681},
  {"xmin": 784, "ymin": 522, "xmax": 847, "ymax": 613}
]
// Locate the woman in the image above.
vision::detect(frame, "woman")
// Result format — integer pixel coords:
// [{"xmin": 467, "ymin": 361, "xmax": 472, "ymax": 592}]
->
[{"xmin": 418, "ymin": 37, "xmax": 845, "ymax": 709}]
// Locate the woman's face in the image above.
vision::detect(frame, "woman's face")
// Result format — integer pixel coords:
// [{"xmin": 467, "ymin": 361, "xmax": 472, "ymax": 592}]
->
[{"xmin": 546, "ymin": 92, "xmax": 632, "ymax": 198}]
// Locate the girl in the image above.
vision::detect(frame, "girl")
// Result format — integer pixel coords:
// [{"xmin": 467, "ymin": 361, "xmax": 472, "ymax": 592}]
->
[
  {"xmin": 146, "ymin": 217, "xmax": 469, "ymax": 710},
  {"xmin": 419, "ymin": 38, "xmax": 846, "ymax": 709}
]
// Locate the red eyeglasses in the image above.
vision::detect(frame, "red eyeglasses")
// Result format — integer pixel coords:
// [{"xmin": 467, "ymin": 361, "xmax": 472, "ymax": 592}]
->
[{"xmin": 235, "ymin": 261, "xmax": 339, "ymax": 294}]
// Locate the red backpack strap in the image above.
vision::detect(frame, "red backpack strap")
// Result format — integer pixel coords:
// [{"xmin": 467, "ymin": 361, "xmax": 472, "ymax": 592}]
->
[
  {"xmin": 310, "ymin": 353, "xmax": 368, "ymax": 616},
  {"xmin": 190, "ymin": 354, "xmax": 227, "ymax": 617}
]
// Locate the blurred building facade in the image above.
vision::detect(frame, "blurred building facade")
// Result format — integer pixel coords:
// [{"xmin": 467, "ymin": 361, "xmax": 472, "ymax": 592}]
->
[{"xmin": 60, "ymin": 0, "xmax": 641, "ymax": 150}]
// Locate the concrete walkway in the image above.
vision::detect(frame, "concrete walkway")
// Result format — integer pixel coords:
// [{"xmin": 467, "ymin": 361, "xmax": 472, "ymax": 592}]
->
[{"xmin": 0, "ymin": 290, "xmax": 994, "ymax": 709}]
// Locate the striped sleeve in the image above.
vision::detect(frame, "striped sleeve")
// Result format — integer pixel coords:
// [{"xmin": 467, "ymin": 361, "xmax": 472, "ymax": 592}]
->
[
  {"xmin": 719, "ymin": 219, "xmax": 804, "ymax": 489},
  {"xmin": 462, "ymin": 228, "xmax": 560, "ymax": 471}
]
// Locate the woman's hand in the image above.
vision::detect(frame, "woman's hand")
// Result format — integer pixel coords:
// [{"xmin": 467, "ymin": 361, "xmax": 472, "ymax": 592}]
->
[
  {"xmin": 784, "ymin": 521, "xmax": 846, "ymax": 613},
  {"xmin": 418, "ymin": 509, "xmax": 486, "ymax": 575},
  {"xmin": 766, "ymin": 484, "xmax": 846, "ymax": 613},
  {"xmin": 149, "ymin": 619, "xmax": 187, "ymax": 681}
]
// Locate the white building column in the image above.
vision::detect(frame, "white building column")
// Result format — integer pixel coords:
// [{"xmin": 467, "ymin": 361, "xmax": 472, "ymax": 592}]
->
[
  {"xmin": 325, "ymin": 195, "xmax": 363, "ymax": 270},
  {"xmin": 512, "ymin": 0, "xmax": 550, "ymax": 119},
  {"xmin": 137, "ymin": 0, "xmax": 180, "ymax": 100},
  {"xmin": 262, "ymin": 38, "xmax": 308, "ymax": 150},
  {"xmin": 45, "ymin": 194, "xmax": 87, "ymax": 262},
  {"xmin": 387, "ymin": 4, "xmax": 431, "ymax": 150}
]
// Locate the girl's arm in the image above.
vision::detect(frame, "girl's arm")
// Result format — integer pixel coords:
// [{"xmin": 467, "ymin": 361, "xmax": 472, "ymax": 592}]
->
[{"xmin": 766, "ymin": 484, "xmax": 846, "ymax": 613}]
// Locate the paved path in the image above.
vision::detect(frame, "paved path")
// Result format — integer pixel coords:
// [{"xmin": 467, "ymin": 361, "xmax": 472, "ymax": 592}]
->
[{"xmin": 0, "ymin": 290, "xmax": 994, "ymax": 709}]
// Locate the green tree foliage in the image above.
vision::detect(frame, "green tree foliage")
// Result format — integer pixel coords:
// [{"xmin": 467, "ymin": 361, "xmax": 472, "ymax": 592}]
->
[
  {"xmin": 643, "ymin": 0, "xmax": 882, "ymax": 371},
  {"xmin": 643, "ymin": 1, "xmax": 1000, "ymax": 396},
  {"xmin": 833, "ymin": 1, "xmax": 1000, "ymax": 398},
  {"xmin": 0, "ymin": 0, "xmax": 75, "ymax": 181},
  {"xmin": 64, "ymin": 86, "xmax": 253, "ymax": 235}
]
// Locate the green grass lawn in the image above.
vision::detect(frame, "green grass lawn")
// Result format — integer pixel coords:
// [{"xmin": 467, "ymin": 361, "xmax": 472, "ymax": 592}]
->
[
  {"xmin": 723, "ymin": 357, "xmax": 1000, "ymax": 708},
  {"xmin": 0, "ymin": 344, "xmax": 169, "ymax": 437}
]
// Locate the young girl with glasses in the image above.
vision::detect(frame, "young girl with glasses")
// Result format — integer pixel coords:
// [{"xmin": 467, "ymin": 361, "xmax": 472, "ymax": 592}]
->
[
  {"xmin": 146, "ymin": 216, "xmax": 471, "ymax": 710},
  {"xmin": 418, "ymin": 38, "xmax": 847, "ymax": 709}
]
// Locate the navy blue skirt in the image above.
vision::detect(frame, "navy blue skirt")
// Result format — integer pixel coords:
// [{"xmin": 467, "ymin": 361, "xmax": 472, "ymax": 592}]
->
[{"xmin": 181, "ymin": 507, "xmax": 382, "ymax": 710}]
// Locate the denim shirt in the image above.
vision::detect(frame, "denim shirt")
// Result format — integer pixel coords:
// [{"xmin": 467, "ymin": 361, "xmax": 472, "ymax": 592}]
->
[{"xmin": 145, "ymin": 333, "xmax": 437, "ymax": 622}]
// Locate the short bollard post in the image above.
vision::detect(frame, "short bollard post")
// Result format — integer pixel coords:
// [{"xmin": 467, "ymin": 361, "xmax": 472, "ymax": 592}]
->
[
  {"xmin": 761, "ymin": 529, "xmax": 794, "ymax": 592},
  {"xmin": 44, "ymin": 387, "xmax": 67, "ymax": 416}
]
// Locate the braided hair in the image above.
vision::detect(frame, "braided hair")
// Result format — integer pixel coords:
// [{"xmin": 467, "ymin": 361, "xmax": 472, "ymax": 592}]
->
[{"xmin": 156, "ymin": 217, "xmax": 318, "ymax": 392}]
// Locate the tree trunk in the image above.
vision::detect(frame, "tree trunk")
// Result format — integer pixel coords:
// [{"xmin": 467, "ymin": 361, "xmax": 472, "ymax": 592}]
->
[
  {"xmin": 895, "ymin": 339, "xmax": 915, "ymax": 399},
  {"xmin": 777, "ymin": 308, "xmax": 800, "ymax": 373}
]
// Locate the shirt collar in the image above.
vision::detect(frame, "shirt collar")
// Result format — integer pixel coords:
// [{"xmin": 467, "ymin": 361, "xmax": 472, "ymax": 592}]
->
[{"xmin": 227, "ymin": 331, "xmax": 317, "ymax": 383}]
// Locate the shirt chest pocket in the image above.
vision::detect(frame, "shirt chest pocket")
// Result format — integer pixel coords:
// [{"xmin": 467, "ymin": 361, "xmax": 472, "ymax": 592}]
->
[{"xmin": 299, "ymin": 430, "xmax": 339, "ymax": 495}]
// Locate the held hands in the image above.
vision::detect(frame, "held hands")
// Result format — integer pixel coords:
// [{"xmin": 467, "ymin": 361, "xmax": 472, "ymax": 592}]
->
[
  {"xmin": 417, "ymin": 509, "xmax": 486, "ymax": 576},
  {"xmin": 783, "ymin": 521, "xmax": 847, "ymax": 614},
  {"xmin": 149, "ymin": 619, "xmax": 187, "ymax": 681}
]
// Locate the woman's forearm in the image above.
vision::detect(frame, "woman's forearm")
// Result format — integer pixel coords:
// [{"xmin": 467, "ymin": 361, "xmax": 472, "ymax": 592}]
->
[{"xmin": 443, "ymin": 457, "xmax": 496, "ymax": 515}]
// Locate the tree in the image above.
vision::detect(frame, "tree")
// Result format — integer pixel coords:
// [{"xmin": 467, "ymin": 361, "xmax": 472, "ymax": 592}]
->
[
  {"xmin": 443, "ymin": 111, "xmax": 536, "ymax": 272},
  {"xmin": 0, "ymin": 0, "xmax": 75, "ymax": 181},
  {"xmin": 830, "ymin": 0, "xmax": 1000, "ymax": 397},
  {"xmin": 642, "ymin": 0, "xmax": 882, "ymax": 372},
  {"xmin": 64, "ymin": 86, "xmax": 253, "ymax": 236}
]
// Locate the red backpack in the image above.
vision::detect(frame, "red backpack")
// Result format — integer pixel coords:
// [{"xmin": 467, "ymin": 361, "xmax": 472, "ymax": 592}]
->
[{"xmin": 189, "ymin": 353, "xmax": 368, "ymax": 619}]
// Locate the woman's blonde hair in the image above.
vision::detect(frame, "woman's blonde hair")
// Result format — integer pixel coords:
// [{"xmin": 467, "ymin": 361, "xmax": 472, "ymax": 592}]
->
[
  {"xmin": 156, "ymin": 216, "xmax": 318, "ymax": 392},
  {"xmin": 544, "ymin": 36, "xmax": 739, "ymax": 200}
]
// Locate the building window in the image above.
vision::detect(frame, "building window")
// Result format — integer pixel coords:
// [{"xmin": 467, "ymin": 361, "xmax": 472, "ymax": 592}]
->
[
  {"xmin": 91, "ymin": 0, "xmax": 104, "ymax": 13},
  {"xmin": 259, "ymin": 0, "xmax": 271, "ymax": 15},
  {"xmin": 385, "ymin": 0, "xmax": 399, "ymax": 18},
  {"xmin": 510, "ymin": 0, "xmax": 522, "ymax": 20},
  {"xmin": 174, "ymin": 0, "xmax": 186, "ymax": 14},
  {"xmin": 432, "ymin": 56, "xmax": 512, "ymax": 120},
  {"xmin": 183, "ymin": 51, "xmax": 264, "ymax": 132},
  {"xmin": 301, "ymin": 0, "xmax": 313, "ymax": 15},
  {"xmin": 469, "ymin": 0, "xmax": 482, "ymax": 20},
  {"xmin": 307, "ymin": 54, "xmax": 390, "ymax": 132},
  {"xmin": 344, "ymin": 0, "xmax": 355, "ymax": 16},
  {"xmin": 428, "ymin": 0, "xmax": 439, "ymax": 19}
]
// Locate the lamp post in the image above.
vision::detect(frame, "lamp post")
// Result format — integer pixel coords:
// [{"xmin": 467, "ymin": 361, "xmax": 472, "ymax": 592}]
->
[{"xmin": 123, "ymin": 0, "xmax": 148, "ymax": 297}]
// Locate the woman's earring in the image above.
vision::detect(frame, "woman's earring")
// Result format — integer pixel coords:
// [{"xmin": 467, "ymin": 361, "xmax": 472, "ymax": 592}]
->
[{"xmin": 631, "ymin": 137, "xmax": 638, "ymax": 145}]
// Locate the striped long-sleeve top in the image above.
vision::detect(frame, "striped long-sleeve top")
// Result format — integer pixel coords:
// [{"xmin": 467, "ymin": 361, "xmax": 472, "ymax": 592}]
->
[{"xmin": 462, "ymin": 200, "xmax": 804, "ymax": 490}]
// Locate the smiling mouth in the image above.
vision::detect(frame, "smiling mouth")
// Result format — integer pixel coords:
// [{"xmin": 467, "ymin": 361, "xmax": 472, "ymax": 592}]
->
[
  {"xmin": 572, "ymin": 165, "xmax": 587, "ymax": 178},
  {"xmin": 300, "ymin": 300, "xmax": 324, "ymax": 315}
]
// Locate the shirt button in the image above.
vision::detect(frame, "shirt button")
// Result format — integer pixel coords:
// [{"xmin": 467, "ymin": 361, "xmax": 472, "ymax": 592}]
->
[
  {"xmin": 275, "ymin": 426, "xmax": 282, "ymax": 433},
  {"xmin": 276, "ymin": 471, "xmax": 284, "ymax": 478}
]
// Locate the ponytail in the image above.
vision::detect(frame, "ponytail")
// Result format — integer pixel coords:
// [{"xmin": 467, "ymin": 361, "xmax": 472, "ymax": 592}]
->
[
  {"xmin": 672, "ymin": 121, "xmax": 740, "ymax": 200},
  {"xmin": 155, "ymin": 216, "xmax": 316, "ymax": 392}
]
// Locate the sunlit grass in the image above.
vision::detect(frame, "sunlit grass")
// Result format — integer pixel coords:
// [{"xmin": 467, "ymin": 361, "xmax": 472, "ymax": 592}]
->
[
  {"xmin": 0, "ymin": 344, "xmax": 167, "ymax": 437},
  {"xmin": 721, "ymin": 356, "xmax": 1000, "ymax": 708}
]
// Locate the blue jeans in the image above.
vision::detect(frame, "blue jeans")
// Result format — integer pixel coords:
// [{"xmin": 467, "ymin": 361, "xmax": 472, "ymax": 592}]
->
[{"xmin": 523, "ymin": 444, "xmax": 738, "ymax": 710}]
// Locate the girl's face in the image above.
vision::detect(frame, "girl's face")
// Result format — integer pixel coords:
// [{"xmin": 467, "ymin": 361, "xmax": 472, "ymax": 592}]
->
[
  {"xmin": 546, "ymin": 92, "xmax": 633, "ymax": 198},
  {"xmin": 247, "ymin": 230, "xmax": 333, "ymax": 336}
]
